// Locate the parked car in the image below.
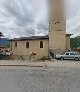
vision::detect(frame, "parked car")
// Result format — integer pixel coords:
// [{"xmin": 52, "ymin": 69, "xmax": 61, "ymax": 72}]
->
[
  {"xmin": 2, "ymin": 50, "xmax": 11, "ymax": 56},
  {"xmin": 55, "ymin": 51, "xmax": 80, "ymax": 61}
]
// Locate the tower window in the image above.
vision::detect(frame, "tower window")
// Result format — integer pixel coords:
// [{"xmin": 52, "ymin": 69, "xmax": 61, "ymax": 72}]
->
[
  {"xmin": 15, "ymin": 42, "xmax": 17, "ymax": 47},
  {"xmin": 55, "ymin": 22, "xmax": 60, "ymax": 24},
  {"xmin": 26, "ymin": 42, "xmax": 29, "ymax": 48},
  {"xmin": 40, "ymin": 41, "xmax": 43, "ymax": 48},
  {"xmin": 56, "ymin": 30, "xmax": 62, "ymax": 31},
  {"xmin": 57, "ymin": 22, "xmax": 60, "ymax": 23},
  {"xmin": 49, "ymin": 23, "xmax": 50, "ymax": 27},
  {"xmin": 55, "ymin": 21, "xmax": 62, "ymax": 31}
]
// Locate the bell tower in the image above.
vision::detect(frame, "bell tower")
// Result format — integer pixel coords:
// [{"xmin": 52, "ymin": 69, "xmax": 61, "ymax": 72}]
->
[{"xmin": 49, "ymin": 0, "xmax": 66, "ymax": 53}]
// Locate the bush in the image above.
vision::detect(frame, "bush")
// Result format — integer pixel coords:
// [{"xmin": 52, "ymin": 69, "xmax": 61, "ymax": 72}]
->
[
  {"xmin": 39, "ymin": 56, "xmax": 51, "ymax": 61},
  {"xmin": 0, "ymin": 55, "xmax": 3, "ymax": 60},
  {"xmin": 17, "ymin": 56, "xmax": 25, "ymax": 60}
]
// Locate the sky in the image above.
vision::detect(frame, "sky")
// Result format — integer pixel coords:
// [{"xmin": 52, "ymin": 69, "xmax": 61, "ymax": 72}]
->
[{"xmin": 0, "ymin": 0, "xmax": 80, "ymax": 38}]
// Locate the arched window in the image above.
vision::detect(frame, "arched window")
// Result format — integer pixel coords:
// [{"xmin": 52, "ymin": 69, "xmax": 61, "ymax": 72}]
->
[{"xmin": 40, "ymin": 41, "xmax": 43, "ymax": 48}]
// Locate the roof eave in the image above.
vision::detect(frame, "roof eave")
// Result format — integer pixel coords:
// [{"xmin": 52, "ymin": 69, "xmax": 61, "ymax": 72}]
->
[{"xmin": 66, "ymin": 34, "xmax": 73, "ymax": 37}]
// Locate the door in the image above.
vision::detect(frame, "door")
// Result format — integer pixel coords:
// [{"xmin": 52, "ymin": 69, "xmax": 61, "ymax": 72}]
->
[
  {"xmin": 64, "ymin": 52, "xmax": 70, "ymax": 59},
  {"xmin": 69, "ymin": 52, "xmax": 75, "ymax": 59}
]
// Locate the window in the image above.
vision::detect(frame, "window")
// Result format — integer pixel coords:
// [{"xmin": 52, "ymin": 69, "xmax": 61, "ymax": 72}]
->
[
  {"xmin": 57, "ymin": 22, "xmax": 60, "ymax": 23},
  {"xmin": 75, "ymin": 52, "xmax": 79, "ymax": 55},
  {"xmin": 55, "ymin": 21, "xmax": 62, "ymax": 31},
  {"xmin": 40, "ymin": 41, "xmax": 43, "ymax": 48},
  {"xmin": 26, "ymin": 42, "xmax": 29, "ymax": 48},
  {"xmin": 15, "ymin": 42, "xmax": 17, "ymax": 47},
  {"xmin": 70, "ymin": 53, "xmax": 75, "ymax": 55},
  {"xmin": 65, "ymin": 53, "xmax": 69, "ymax": 55}
]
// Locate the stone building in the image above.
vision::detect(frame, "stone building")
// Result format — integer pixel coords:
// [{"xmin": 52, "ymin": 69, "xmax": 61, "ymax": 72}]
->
[{"xmin": 10, "ymin": 0, "xmax": 72, "ymax": 59}]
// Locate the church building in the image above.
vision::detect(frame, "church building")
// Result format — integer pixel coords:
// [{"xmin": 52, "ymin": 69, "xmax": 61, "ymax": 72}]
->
[{"xmin": 10, "ymin": 0, "xmax": 72, "ymax": 59}]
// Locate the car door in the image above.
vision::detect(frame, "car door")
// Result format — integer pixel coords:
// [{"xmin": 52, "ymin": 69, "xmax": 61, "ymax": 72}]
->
[
  {"xmin": 64, "ymin": 52, "xmax": 70, "ymax": 59},
  {"xmin": 69, "ymin": 52, "xmax": 75, "ymax": 59}
]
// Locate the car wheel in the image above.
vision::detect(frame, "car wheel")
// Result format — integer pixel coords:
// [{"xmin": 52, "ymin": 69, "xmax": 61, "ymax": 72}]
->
[
  {"xmin": 61, "ymin": 57, "xmax": 64, "ymax": 60},
  {"xmin": 75, "ymin": 57, "xmax": 79, "ymax": 61}
]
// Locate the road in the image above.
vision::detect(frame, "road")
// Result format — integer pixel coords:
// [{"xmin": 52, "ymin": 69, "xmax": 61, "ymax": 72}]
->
[{"xmin": 0, "ymin": 65, "xmax": 80, "ymax": 92}]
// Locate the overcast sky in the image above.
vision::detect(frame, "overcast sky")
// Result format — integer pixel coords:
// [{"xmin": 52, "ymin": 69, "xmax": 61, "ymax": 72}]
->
[{"xmin": 0, "ymin": 0, "xmax": 80, "ymax": 38}]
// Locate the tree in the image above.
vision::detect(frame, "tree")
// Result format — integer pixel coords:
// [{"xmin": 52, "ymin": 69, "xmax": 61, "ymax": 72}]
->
[
  {"xmin": 71, "ymin": 36, "xmax": 80, "ymax": 49},
  {"xmin": 0, "ymin": 32, "xmax": 3, "ymax": 38}
]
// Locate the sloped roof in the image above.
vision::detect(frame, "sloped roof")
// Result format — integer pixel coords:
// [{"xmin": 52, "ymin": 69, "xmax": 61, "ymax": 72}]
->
[
  {"xmin": 10, "ymin": 35, "xmax": 49, "ymax": 41},
  {"xmin": 10, "ymin": 34, "xmax": 72, "ymax": 41},
  {"xmin": 66, "ymin": 34, "xmax": 73, "ymax": 37}
]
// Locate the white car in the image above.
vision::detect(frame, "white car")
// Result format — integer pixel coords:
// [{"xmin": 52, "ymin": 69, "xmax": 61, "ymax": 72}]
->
[
  {"xmin": 2, "ymin": 50, "xmax": 11, "ymax": 56},
  {"xmin": 55, "ymin": 51, "xmax": 80, "ymax": 61}
]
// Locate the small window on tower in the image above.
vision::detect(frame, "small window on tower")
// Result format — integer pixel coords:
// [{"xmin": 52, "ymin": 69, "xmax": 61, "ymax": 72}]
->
[
  {"xmin": 55, "ymin": 22, "xmax": 60, "ymax": 24},
  {"xmin": 57, "ymin": 22, "xmax": 60, "ymax": 23},
  {"xmin": 49, "ymin": 23, "xmax": 50, "ymax": 27},
  {"xmin": 55, "ymin": 21, "xmax": 62, "ymax": 31}
]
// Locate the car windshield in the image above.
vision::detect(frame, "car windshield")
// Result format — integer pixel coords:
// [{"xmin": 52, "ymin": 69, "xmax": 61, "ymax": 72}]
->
[{"xmin": 70, "ymin": 53, "xmax": 75, "ymax": 55}]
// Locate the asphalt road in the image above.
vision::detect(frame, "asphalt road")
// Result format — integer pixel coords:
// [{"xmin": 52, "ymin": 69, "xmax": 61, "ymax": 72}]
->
[{"xmin": 0, "ymin": 66, "xmax": 80, "ymax": 92}]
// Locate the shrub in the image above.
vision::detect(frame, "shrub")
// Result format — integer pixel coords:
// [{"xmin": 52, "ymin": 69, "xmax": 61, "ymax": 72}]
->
[
  {"xmin": 39, "ymin": 56, "xmax": 51, "ymax": 61},
  {"xmin": 17, "ymin": 56, "xmax": 25, "ymax": 60}
]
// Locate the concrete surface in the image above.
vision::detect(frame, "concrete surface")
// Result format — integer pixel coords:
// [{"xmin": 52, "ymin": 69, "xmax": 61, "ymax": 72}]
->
[
  {"xmin": 0, "ymin": 63, "xmax": 80, "ymax": 92},
  {"xmin": 0, "ymin": 60, "xmax": 80, "ymax": 69}
]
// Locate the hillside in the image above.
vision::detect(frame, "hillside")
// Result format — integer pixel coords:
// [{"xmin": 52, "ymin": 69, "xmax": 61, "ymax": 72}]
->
[
  {"xmin": 0, "ymin": 38, "xmax": 10, "ymax": 47},
  {"xmin": 71, "ymin": 36, "xmax": 80, "ymax": 49}
]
